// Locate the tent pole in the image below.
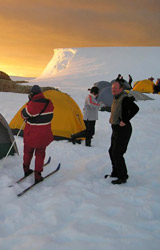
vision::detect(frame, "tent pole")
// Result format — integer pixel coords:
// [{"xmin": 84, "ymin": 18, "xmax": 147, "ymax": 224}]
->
[{"xmin": 0, "ymin": 121, "xmax": 25, "ymax": 169}]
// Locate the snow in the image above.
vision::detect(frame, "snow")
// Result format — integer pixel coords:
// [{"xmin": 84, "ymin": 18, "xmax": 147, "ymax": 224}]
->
[
  {"xmin": 35, "ymin": 47, "xmax": 160, "ymax": 89},
  {"xmin": 39, "ymin": 48, "xmax": 77, "ymax": 78},
  {"xmin": 1, "ymin": 47, "xmax": 160, "ymax": 250}
]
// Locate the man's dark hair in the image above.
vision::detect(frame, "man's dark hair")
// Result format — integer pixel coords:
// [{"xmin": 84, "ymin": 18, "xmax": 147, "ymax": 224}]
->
[
  {"xmin": 90, "ymin": 86, "xmax": 99, "ymax": 95},
  {"xmin": 114, "ymin": 77, "xmax": 125, "ymax": 89}
]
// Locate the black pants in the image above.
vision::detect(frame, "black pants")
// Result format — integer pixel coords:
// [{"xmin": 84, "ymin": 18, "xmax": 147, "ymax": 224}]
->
[
  {"xmin": 84, "ymin": 120, "xmax": 96, "ymax": 146},
  {"xmin": 72, "ymin": 120, "xmax": 96, "ymax": 146},
  {"xmin": 84, "ymin": 120, "xmax": 96, "ymax": 138},
  {"xmin": 154, "ymin": 85, "xmax": 160, "ymax": 94},
  {"xmin": 108, "ymin": 123, "xmax": 132, "ymax": 179}
]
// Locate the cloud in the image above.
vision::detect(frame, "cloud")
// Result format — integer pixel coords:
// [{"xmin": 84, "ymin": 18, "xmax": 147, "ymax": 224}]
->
[
  {"xmin": 0, "ymin": 0, "xmax": 159, "ymax": 76},
  {"xmin": 0, "ymin": 0, "xmax": 160, "ymax": 45}
]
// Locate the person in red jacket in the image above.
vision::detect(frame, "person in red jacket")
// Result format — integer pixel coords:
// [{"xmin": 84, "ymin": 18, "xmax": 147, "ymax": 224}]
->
[{"xmin": 21, "ymin": 85, "xmax": 54, "ymax": 183}]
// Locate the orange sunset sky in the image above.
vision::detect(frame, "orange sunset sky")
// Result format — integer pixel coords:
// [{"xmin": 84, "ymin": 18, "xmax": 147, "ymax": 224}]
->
[{"xmin": 0, "ymin": 0, "xmax": 160, "ymax": 77}]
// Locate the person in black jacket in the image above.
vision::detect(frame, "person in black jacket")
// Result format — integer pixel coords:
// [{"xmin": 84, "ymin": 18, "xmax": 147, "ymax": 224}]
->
[
  {"xmin": 128, "ymin": 74, "xmax": 133, "ymax": 88},
  {"xmin": 105, "ymin": 78, "xmax": 139, "ymax": 184}
]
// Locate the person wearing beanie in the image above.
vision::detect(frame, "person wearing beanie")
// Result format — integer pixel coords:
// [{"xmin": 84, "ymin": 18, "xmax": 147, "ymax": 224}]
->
[
  {"xmin": 71, "ymin": 86, "xmax": 101, "ymax": 146},
  {"xmin": 30, "ymin": 85, "xmax": 41, "ymax": 93},
  {"xmin": 21, "ymin": 85, "xmax": 54, "ymax": 183},
  {"xmin": 28, "ymin": 85, "xmax": 41, "ymax": 100}
]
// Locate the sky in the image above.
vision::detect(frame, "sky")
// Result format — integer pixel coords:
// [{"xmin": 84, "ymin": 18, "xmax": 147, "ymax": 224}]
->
[{"xmin": 0, "ymin": 0, "xmax": 160, "ymax": 77}]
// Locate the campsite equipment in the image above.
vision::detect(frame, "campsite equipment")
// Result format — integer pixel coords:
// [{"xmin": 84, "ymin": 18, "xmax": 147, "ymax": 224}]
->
[
  {"xmin": 0, "ymin": 113, "xmax": 19, "ymax": 160},
  {"xmin": 94, "ymin": 79, "xmax": 131, "ymax": 91},
  {"xmin": 97, "ymin": 87, "xmax": 153, "ymax": 112},
  {"xmin": 97, "ymin": 86, "xmax": 113, "ymax": 107},
  {"xmin": 94, "ymin": 79, "xmax": 131, "ymax": 111},
  {"xmin": 0, "ymin": 120, "xmax": 24, "ymax": 169},
  {"xmin": 133, "ymin": 79, "xmax": 154, "ymax": 93},
  {"xmin": 127, "ymin": 90, "xmax": 154, "ymax": 101},
  {"xmin": 9, "ymin": 90, "xmax": 86, "ymax": 140},
  {"xmin": 17, "ymin": 162, "xmax": 61, "ymax": 197},
  {"xmin": 8, "ymin": 156, "xmax": 51, "ymax": 187},
  {"xmin": 94, "ymin": 81, "xmax": 111, "ymax": 91}
]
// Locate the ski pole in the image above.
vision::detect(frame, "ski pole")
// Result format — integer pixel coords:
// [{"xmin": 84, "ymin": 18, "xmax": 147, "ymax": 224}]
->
[{"xmin": 0, "ymin": 120, "xmax": 25, "ymax": 169}]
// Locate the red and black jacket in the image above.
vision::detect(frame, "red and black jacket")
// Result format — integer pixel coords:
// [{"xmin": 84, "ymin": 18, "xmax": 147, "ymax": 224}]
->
[{"xmin": 21, "ymin": 92, "xmax": 54, "ymax": 148}]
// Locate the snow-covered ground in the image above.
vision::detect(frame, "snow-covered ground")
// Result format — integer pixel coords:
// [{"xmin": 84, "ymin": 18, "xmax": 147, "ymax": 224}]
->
[{"xmin": 1, "ymin": 47, "xmax": 160, "ymax": 250}]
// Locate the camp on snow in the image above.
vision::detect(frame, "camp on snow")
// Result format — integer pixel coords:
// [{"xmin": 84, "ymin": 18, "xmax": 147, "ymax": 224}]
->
[{"xmin": 9, "ymin": 89, "xmax": 86, "ymax": 140}]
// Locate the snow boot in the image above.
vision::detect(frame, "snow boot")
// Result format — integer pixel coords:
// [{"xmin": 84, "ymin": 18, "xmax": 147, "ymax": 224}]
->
[
  {"xmin": 85, "ymin": 138, "xmax": 91, "ymax": 147},
  {"xmin": 71, "ymin": 134, "xmax": 76, "ymax": 144},
  {"xmin": 71, "ymin": 130, "xmax": 86, "ymax": 144},
  {"xmin": 125, "ymin": 174, "xmax": 129, "ymax": 179},
  {"xmin": 71, "ymin": 135, "xmax": 82, "ymax": 145},
  {"xmin": 35, "ymin": 171, "xmax": 44, "ymax": 184},
  {"xmin": 24, "ymin": 169, "xmax": 34, "ymax": 177},
  {"xmin": 23, "ymin": 165, "xmax": 34, "ymax": 177},
  {"xmin": 111, "ymin": 178, "xmax": 127, "ymax": 185}
]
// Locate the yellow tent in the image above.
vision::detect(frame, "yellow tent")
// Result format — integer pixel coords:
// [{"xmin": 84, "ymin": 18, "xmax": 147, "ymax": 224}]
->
[
  {"xmin": 133, "ymin": 79, "xmax": 154, "ymax": 93},
  {"xmin": 9, "ymin": 90, "xmax": 86, "ymax": 140}
]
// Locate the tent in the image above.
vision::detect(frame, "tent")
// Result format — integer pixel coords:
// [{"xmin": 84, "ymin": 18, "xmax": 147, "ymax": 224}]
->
[
  {"xmin": 9, "ymin": 90, "xmax": 86, "ymax": 140},
  {"xmin": 0, "ymin": 113, "xmax": 18, "ymax": 159},
  {"xmin": 127, "ymin": 90, "xmax": 154, "ymax": 101},
  {"xmin": 133, "ymin": 79, "xmax": 154, "ymax": 93},
  {"xmin": 94, "ymin": 81, "xmax": 111, "ymax": 91},
  {"xmin": 97, "ymin": 86, "xmax": 113, "ymax": 111},
  {"xmin": 94, "ymin": 79, "xmax": 131, "ymax": 94},
  {"xmin": 97, "ymin": 83, "xmax": 134, "ymax": 112},
  {"xmin": 97, "ymin": 87, "xmax": 154, "ymax": 113}
]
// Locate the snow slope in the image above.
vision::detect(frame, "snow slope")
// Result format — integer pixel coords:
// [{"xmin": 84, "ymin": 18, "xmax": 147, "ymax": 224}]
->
[
  {"xmin": 0, "ymin": 47, "xmax": 160, "ymax": 250},
  {"xmin": 34, "ymin": 47, "xmax": 160, "ymax": 90}
]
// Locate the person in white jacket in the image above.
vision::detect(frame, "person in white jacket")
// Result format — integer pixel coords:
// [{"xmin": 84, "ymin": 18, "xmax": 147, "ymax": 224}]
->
[
  {"xmin": 83, "ymin": 86, "xmax": 100, "ymax": 146},
  {"xmin": 71, "ymin": 87, "xmax": 100, "ymax": 146}
]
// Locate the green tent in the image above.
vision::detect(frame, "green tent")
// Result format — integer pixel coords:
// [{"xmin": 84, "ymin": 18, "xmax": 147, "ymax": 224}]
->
[{"xmin": 0, "ymin": 113, "xmax": 18, "ymax": 159}]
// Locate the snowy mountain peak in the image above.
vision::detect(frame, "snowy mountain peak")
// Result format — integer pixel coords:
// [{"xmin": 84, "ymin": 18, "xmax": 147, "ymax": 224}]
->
[{"xmin": 39, "ymin": 48, "xmax": 77, "ymax": 79}]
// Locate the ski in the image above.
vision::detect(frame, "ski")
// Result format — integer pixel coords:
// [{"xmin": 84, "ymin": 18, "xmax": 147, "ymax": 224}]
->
[
  {"xmin": 8, "ymin": 156, "xmax": 51, "ymax": 187},
  {"xmin": 17, "ymin": 163, "xmax": 61, "ymax": 197},
  {"xmin": 43, "ymin": 156, "xmax": 51, "ymax": 167}
]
